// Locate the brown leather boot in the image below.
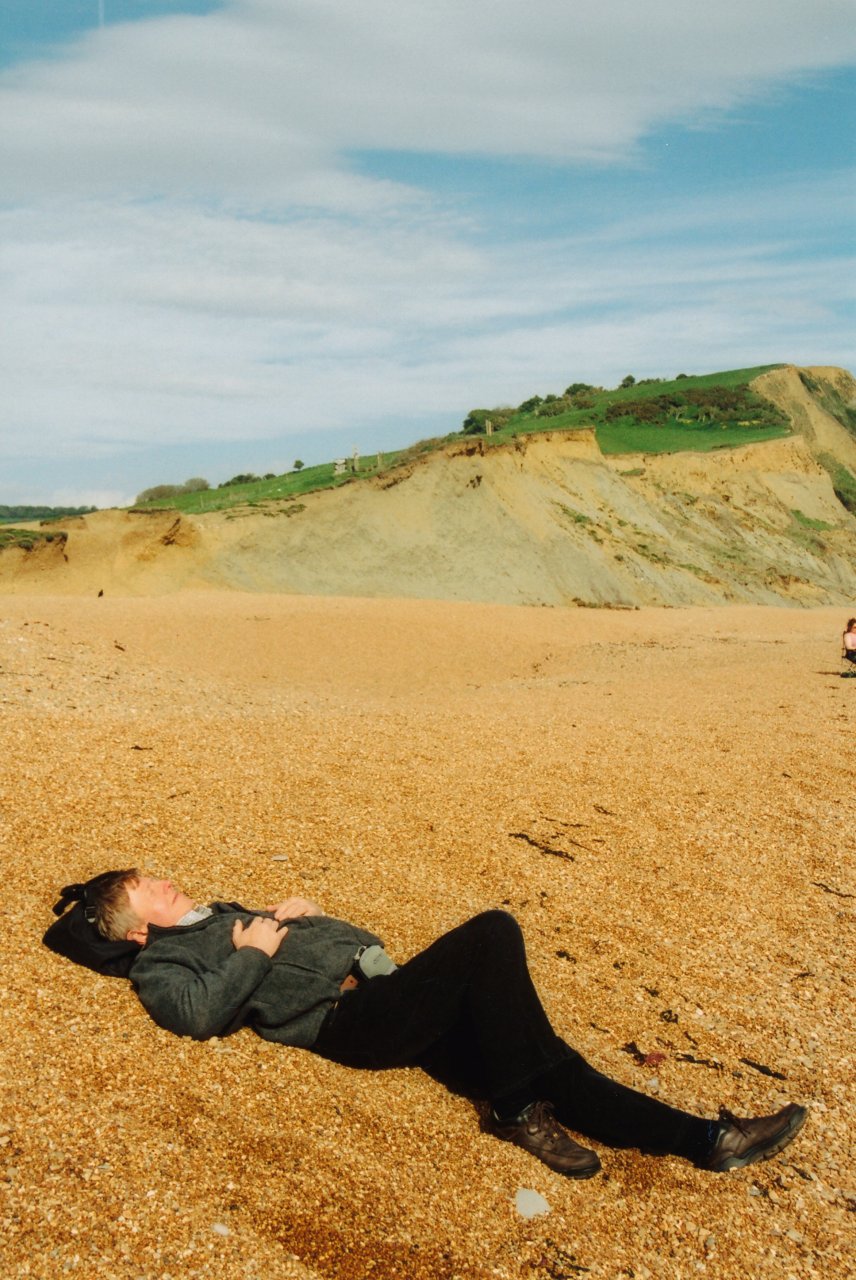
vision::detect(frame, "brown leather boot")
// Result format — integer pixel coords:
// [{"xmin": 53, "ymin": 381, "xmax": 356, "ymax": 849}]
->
[
  {"xmin": 489, "ymin": 1100, "xmax": 602, "ymax": 1178},
  {"xmin": 704, "ymin": 1103, "xmax": 807, "ymax": 1172}
]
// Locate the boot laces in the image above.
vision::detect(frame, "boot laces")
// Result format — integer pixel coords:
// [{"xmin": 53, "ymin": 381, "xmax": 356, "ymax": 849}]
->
[
  {"xmin": 526, "ymin": 1100, "xmax": 562, "ymax": 1144},
  {"xmin": 718, "ymin": 1106, "xmax": 750, "ymax": 1137}
]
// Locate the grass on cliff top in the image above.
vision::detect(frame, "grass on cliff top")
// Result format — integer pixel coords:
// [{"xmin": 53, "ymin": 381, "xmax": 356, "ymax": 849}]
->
[
  {"xmin": 596, "ymin": 416, "xmax": 788, "ymax": 455},
  {"xmin": 0, "ymin": 527, "xmax": 66, "ymax": 551},
  {"xmin": 487, "ymin": 364, "xmax": 791, "ymax": 455},
  {"xmin": 132, "ymin": 437, "xmax": 445, "ymax": 516},
  {"xmin": 132, "ymin": 364, "xmax": 789, "ymax": 515},
  {"xmin": 0, "ymin": 527, "xmax": 36, "ymax": 550}
]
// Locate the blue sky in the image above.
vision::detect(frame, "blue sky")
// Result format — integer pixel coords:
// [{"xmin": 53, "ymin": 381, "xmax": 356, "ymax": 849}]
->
[{"xmin": 1, "ymin": 1, "xmax": 854, "ymax": 507}]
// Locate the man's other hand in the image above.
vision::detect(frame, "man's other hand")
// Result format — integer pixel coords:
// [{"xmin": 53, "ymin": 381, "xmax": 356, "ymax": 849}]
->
[
  {"xmin": 232, "ymin": 916, "xmax": 287, "ymax": 957},
  {"xmin": 266, "ymin": 896, "xmax": 323, "ymax": 922}
]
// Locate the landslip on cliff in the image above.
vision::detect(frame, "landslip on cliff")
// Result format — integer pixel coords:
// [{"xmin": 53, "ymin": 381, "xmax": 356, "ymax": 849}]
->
[{"xmin": 2, "ymin": 365, "xmax": 855, "ymax": 606}]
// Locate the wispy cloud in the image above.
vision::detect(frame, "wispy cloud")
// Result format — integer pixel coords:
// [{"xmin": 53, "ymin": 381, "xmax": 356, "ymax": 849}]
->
[
  {"xmin": 0, "ymin": 0, "xmax": 854, "ymax": 501},
  {"xmin": 3, "ymin": 1, "xmax": 855, "ymax": 195}
]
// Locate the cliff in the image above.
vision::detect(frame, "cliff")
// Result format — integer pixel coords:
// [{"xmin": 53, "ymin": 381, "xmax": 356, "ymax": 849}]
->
[{"xmin": 2, "ymin": 365, "xmax": 855, "ymax": 605}]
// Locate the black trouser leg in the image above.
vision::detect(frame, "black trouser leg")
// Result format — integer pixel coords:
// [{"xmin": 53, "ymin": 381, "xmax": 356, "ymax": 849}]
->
[
  {"xmin": 313, "ymin": 910, "xmax": 711, "ymax": 1160},
  {"xmin": 313, "ymin": 910, "xmax": 570, "ymax": 1101},
  {"xmin": 532, "ymin": 1055, "xmax": 711, "ymax": 1160}
]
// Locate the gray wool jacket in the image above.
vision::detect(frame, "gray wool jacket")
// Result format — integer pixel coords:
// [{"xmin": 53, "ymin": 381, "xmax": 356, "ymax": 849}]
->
[{"xmin": 129, "ymin": 903, "xmax": 382, "ymax": 1047}]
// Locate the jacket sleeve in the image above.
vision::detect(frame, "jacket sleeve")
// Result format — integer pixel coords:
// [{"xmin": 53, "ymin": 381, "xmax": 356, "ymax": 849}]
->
[{"xmin": 130, "ymin": 940, "xmax": 273, "ymax": 1040}]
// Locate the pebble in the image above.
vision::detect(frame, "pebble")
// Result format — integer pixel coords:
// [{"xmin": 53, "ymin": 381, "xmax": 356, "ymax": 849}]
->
[{"xmin": 514, "ymin": 1188, "xmax": 550, "ymax": 1219}]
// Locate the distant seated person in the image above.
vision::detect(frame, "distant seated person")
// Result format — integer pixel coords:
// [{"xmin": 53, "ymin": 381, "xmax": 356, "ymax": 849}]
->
[
  {"xmin": 44, "ymin": 869, "xmax": 809, "ymax": 1181},
  {"xmin": 843, "ymin": 617, "xmax": 856, "ymax": 667}
]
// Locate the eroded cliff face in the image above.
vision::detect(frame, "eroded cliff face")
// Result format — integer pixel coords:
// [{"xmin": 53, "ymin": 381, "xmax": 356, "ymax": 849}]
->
[{"xmin": 2, "ymin": 366, "xmax": 855, "ymax": 605}]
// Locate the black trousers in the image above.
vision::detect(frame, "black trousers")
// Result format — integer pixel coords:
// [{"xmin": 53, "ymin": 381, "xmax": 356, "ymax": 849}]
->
[{"xmin": 313, "ymin": 910, "xmax": 710, "ymax": 1160}]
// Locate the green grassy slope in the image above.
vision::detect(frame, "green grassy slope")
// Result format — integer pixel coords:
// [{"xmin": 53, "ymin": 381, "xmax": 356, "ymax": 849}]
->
[
  {"xmin": 132, "ymin": 436, "xmax": 448, "ymax": 516},
  {"xmin": 133, "ymin": 364, "xmax": 792, "ymax": 516},
  {"xmin": 480, "ymin": 364, "xmax": 791, "ymax": 454}
]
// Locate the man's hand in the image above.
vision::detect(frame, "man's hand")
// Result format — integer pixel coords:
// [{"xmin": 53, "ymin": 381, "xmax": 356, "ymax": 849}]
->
[
  {"xmin": 266, "ymin": 896, "xmax": 323, "ymax": 922},
  {"xmin": 232, "ymin": 916, "xmax": 287, "ymax": 958}
]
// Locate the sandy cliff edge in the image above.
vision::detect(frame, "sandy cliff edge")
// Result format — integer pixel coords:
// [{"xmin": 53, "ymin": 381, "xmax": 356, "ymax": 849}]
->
[{"xmin": 2, "ymin": 365, "xmax": 855, "ymax": 606}]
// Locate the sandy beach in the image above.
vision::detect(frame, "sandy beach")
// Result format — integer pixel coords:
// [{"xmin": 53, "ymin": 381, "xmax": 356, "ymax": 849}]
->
[{"xmin": 1, "ymin": 594, "xmax": 853, "ymax": 1279}]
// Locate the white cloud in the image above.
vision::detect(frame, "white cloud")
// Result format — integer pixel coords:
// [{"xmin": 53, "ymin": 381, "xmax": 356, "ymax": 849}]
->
[
  {"xmin": 2, "ymin": 0, "xmax": 855, "ymax": 201},
  {"xmin": 2, "ymin": 173, "xmax": 852, "ymax": 466},
  {"xmin": 0, "ymin": 0, "xmax": 854, "ymax": 495}
]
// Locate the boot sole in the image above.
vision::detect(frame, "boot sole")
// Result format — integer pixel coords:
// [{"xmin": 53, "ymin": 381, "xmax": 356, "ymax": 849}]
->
[
  {"xmin": 559, "ymin": 1158, "xmax": 602, "ymax": 1180},
  {"xmin": 499, "ymin": 1138, "xmax": 603, "ymax": 1179}
]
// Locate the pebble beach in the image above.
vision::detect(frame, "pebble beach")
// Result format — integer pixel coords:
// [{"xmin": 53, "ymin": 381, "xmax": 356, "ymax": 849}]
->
[{"xmin": 0, "ymin": 594, "xmax": 853, "ymax": 1279}]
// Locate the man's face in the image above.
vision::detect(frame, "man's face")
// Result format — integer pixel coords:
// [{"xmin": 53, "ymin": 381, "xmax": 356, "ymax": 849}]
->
[{"xmin": 125, "ymin": 876, "xmax": 196, "ymax": 934}]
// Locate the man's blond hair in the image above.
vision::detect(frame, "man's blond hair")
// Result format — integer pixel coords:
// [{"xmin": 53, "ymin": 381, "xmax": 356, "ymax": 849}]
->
[{"xmin": 90, "ymin": 868, "xmax": 142, "ymax": 941}]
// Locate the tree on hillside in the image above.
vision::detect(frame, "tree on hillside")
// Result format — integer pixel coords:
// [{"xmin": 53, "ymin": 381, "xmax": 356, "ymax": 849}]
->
[
  {"xmin": 605, "ymin": 399, "xmax": 662, "ymax": 423},
  {"xmin": 537, "ymin": 396, "xmax": 574, "ymax": 417},
  {"xmin": 0, "ymin": 504, "xmax": 96, "ymax": 523},
  {"xmin": 620, "ymin": 375, "xmax": 636, "ymax": 389},
  {"xmin": 293, "ymin": 460, "xmax": 304, "ymax": 471},
  {"xmin": 461, "ymin": 407, "xmax": 513, "ymax": 435},
  {"xmin": 135, "ymin": 484, "xmax": 182, "ymax": 503},
  {"xmin": 135, "ymin": 478, "xmax": 210, "ymax": 504}
]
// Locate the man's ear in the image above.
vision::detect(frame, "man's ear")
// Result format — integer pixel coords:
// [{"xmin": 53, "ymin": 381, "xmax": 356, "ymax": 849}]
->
[{"xmin": 126, "ymin": 923, "xmax": 148, "ymax": 946}]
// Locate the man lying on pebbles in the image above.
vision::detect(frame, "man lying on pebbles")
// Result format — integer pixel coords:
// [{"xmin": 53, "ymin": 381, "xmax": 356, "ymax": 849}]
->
[{"xmin": 48, "ymin": 870, "xmax": 808, "ymax": 1180}]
